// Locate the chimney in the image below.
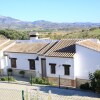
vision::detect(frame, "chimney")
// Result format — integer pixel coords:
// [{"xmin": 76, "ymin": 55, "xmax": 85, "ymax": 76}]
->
[{"xmin": 29, "ymin": 31, "xmax": 39, "ymax": 40}]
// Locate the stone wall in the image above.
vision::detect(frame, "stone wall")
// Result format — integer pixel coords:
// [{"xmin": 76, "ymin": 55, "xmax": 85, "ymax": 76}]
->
[
  {"xmin": 4, "ymin": 68, "xmax": 90, "ymax": 88},
  {"xmin": 47, "ymin": 77, "xmax": 76, "ymax": 87},
  {"xmin": 12, "ymin": 69, "xmax": 36, "ymax": 77},
  {"xmin": 48, "ymin": 77, "xmax": 90, "ymax": 88},
  {"xmin": 0, "ymin": 69, "xmax": 3, "ymax": 76},
  {"xmin": 76, "ymin": 78, "xmax": 90, "ymax": 88}
]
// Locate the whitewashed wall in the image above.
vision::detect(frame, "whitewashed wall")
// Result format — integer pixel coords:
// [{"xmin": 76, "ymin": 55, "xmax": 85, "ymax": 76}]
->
[
  {"xmin": 0, "ymin": 51, "xmax": 6, "ymax": 72},
  {"xmin": 4, "ymin": 52, "xmax": 40, "ymax": 75},
  {"xmin": 46, "ymin": 57, "xmax": 74, "ymax": 79},
  {"xmin": 74, "ymin": 45, "xmax": 100, "ymax": 79},
  {"xmin": 0, "ymin": 41, "xmax": 16, "ymax": 74},
  {"xmin": 0, "ymin": 51, "xmax": 9, "ymax": 74}
]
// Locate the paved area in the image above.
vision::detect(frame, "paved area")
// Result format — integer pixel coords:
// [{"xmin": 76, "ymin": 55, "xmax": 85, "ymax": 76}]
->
[{"xmin": 0, "ymin": 82, "xmax": 100, "ymax": 100}]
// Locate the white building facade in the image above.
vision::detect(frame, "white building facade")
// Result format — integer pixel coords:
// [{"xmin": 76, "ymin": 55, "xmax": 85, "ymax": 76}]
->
[{"xmin": 0, "ymin": 34, "xmax": 100, "ymax": 87}]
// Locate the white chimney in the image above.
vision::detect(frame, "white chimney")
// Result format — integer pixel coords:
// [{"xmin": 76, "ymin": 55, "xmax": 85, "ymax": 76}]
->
[{"xmin": 29, "ymin": 32, "xmax": 39, "ymax": 40}]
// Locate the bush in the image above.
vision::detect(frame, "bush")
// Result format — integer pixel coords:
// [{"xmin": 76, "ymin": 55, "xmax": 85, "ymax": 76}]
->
[
  {"xmin": 89, "ymin": 70, "xmax": 100, "ymax": 93},
  {"xmin": 7, "ymin": 68, "xmax": 13, "ymax": 75},
  {"xmin": 0, "ymin": 29, "xmax": 29, "ymax": 40},
  {"xmin": 94, "ymin": 70, "xmax": 100, "ymax": 80},
  {"xmin": 19, "ymin": 70, "xmax": 25, "ymax": 77},
  {"xmin": 1, "ymin": 77, "xmax": 6, "ymax": 81},
  {"xmin": 30, "ymin": 77, "xmax": 51, "ymax": 85},
  {"xmin": 80, "ymin": 82, "xmax": 90, "ymax": 90},
  {"xmin": 7, "ymin": 68, "xmax": 12, "ymax": 72},
  {"xmin": 96, "ymin": 79, "xmax": 100, "ymax": 93},
  {"xmin": 0, "ymin": 76, "xmax": 15, "ymax": 82}
]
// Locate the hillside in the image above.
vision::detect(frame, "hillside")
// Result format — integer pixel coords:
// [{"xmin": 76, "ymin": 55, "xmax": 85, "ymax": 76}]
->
[
  {"xmin": 0, "ymin": 27, "xmax": 100, "ymax": 40},
  {"xmin": 0, "ymin": 15, "xmax": 100, "ymax": 31},
  {"xmin": 0, "ymin": 15, "xmax": 100, "ymax": 40},
  {"xmin": 0, "ymin": 16, "xmax": 33, "ymax": 29},
  {"xmin": 0, "ymin": 29, "xmax": 29, "ymax": 40},
  {"xmin": 0, "ymin": 35, "xmax": 7, "ymax": 39},
  {"xmin": 40, "ymin": 27, "xmax": 100, "ymax": 40}
]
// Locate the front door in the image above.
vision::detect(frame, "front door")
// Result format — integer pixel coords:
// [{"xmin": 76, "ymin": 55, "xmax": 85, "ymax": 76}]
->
[{"xmin": 41, "ymin": 58, "xmax": 46, "ymax": 77}]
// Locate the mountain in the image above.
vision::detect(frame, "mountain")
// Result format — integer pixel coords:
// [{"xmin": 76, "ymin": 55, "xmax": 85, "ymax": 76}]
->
[
  {"xmin": 0, "ymin": 15, "xmax": 100, "ymax": 30},
  {"xmin": 32, "ymin": 20, "xmax": 100, "ymax": 29},
  {"xmin": 0, "ymin": 15, "xmax": 33, "ymax": 29}
]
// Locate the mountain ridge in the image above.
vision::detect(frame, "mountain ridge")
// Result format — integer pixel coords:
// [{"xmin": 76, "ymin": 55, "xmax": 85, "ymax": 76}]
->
[{"xmin": 0, "ymin": 15, "xmax": 100, "ymax": 30}]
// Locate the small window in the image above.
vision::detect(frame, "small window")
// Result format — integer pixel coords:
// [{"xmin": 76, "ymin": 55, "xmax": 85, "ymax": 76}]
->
[
  {"xmin": 49, "ymin": 63, "xmax": 56, "ymax": 74},
  {"xmin": 63, "ymin": 64, "xmax": 70, "ymax": 75},
  {"xmin": 28, "ymin": 59, "xmax": 35, "ymax": 70},
  {"xmin": 11, "ymin": 58, "xmax": 17, "ymax": 68}
]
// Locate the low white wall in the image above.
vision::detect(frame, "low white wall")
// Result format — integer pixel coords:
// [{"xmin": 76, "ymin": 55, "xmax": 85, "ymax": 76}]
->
[
  {"xmin": 46, "ymin": 57, "xmax": 74, "ymax": 79},
  {"xmin": 74, "ymin": 45, "xmax": 100, "ymax": 79}
]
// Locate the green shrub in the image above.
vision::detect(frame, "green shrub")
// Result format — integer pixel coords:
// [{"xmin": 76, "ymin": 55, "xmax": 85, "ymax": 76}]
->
[
  {"xmin": 89, "ymin": 70, "xmax": 100, "ymax": 93},
  {"xmin": 96, "ymin": 79, "xmax": 100, "ymax": 93},
  {"xmin": 0, "ymin": 76, "xmax": 15, "ymax": 82},
  {"xmin": 94, "ymin": 70, "xmax": 100, "ymax": 80},
  {"xmin": 0, "ymin": 29, "xmax": 29, "ymax": 40},
  {"xmin": 89, "ymin": 73, "xmax": 96, "ymax": 92},
  {"xmin": 80, "ymin": 82, "xmax": 90, "ymax": 90},
  {"xmin": 19, "ymin": 70, "xmax": 25, "ymax": 77},
  {"xmin": 30, "ymin": 77, "xmax": 51, "ymax": 85},
  {"xmin": 1, "ymin": 77, "xmax": 6, "ymax": 81},
  {"xmin": 7, "ymin": 68, "xmax": 13, "ymax": 75}
]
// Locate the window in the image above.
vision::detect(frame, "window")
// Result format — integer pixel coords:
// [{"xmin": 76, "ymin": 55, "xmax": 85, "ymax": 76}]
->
[
  {"xmin": 28, "ymin": 59, "xmax": 35, "ymax": 70},
  {"xmin": 10, "ymin": 58, "xmax": 17, "ymax": 68},
  {"xmin": 49, "ymin": 63, "xmax": 56, "ymax": 74},
  {"xmin": 63, "ymin": 64, "xmax": 70, "ymax": 75}
]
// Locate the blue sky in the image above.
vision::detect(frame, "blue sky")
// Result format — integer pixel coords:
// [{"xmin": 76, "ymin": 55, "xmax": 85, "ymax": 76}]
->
[{"xmin": 0, "ymin": 0, "xmax": 100, "ymax": 22}]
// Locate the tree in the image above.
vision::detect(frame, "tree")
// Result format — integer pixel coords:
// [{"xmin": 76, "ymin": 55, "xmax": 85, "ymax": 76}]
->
[
  {"xmin": 7, "ymin": 68, "xmax": 13, "ymax": 76},
  {"xmin": 89, "ymin": 70, "xmax": 100, "ymax": 93},
  {"xmin": 0, "ymin": 29, "xmax": 29, "ymax": 40},
  {"xmin": 19, "ymin": 70, "xmax": 25, "ymax": 77}
]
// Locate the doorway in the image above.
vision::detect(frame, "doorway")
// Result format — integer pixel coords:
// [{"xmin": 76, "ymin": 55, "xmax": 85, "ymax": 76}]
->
[{"xmin": 41, "ymin": 58, "xmax": 46, "ymax": 77}]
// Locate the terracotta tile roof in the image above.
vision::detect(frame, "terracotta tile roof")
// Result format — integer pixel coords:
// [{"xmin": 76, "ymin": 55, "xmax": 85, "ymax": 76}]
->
[
  {"xmin": 45, "ymin": 39, "xmax": 81, "ymax": 58},
  {"xmin": 0, "ymin": 40, "xmax": 15, "ymax": 50},
  {"xmin": 6, "ymin": 42, "xmax": 48, "ymax": 54},
  {"xmin": 76, "ymin": 40, "xmax": 100, "ymax": 52},
  {"xmin": 38, "ymin": 42, "xmax": 58, "ymax": 55}
]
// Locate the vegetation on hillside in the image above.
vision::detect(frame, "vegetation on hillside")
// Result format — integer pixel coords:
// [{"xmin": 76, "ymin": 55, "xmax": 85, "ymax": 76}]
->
[
  {"xmin": 0, "ymin": 34, "xmax": 6, "ymax": 39},
  {"xmin": 39, "ymin": 27, "xmax": 100, "ymax": 40},
  {"xmin": 0, "ymin": 29, "xmax": 29, "ymax": 40},
  {"xmin": 0, "ymin": 27, "xmax": 100, "ymax": 40}
]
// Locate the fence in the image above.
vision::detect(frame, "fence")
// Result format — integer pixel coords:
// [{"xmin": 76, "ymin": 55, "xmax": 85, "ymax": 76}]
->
[
  {"xmin": 0, "ymin": 88, "xmax": 99, "ymax": 100},
  {"xmin": 30, "ymin": 90, "xmax": 53, "ymax": 100},
  {"xmin": 0, "ymin": 88, "xmax": 53, "ymax": 100},
  {"xmin": 0, "ymin": 88, "xmax": 22, "ymax": 100},
  {"xmin": 0, "ymin": 88, "xmax": 69, "ymax": 100}
]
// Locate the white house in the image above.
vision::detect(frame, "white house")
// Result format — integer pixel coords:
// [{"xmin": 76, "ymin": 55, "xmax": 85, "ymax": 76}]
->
[
  {"xmin": 4, "ymin": 42, "xmax": 48, "ymax": 77},
  {"xmin": 74, "ymin": 39, "xmax": 100, "ymax": 87},
  {"xmin": 0, "ymin": 32, "xmax": 100, "ymax": 87},
  {"xmin": 0, "ymin": 40, "xmax": 15, "ymax": 75}
]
